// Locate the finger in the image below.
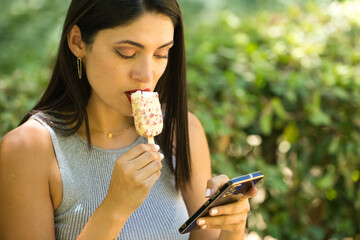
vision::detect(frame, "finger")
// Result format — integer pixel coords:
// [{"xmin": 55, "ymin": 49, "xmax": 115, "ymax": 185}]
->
[
  {"xmin": 199, "ymin": 223, "xmax": 246, "ymax": 232},
  {"xmin": 128, "ymin": 168, "xmax": 161, "ymax": 192},
  {"xmin": 133, "ymin": 150, "xmax": 164, "ymax": 170},
  {"xmin": 244, "ymin": 186, "xmax": 257, "ymax": 199},
  {"xmin": 208, "ymin": 199, "xmax": 250, "ymax": 216},
  {"xmin": 114, "ymin": 146, "xmax": 163, "ymax": 175},
  {"xmin": 136, "ymin": 159, "xmax": 163, "ymax": 181},
  {"xmin": 205, "ymin": 174, "xmax": 230, "ymax": 197},
  {"xmin": 123, "ymin": 159, "xmax": 162, "ymax": 189},
  {"xmin": 119, "ymin": 144, "xmax": 160, "ymax": 161},
  {"xmin": 143, "ymin": 167, "xmax": 162, "ymax": 188},
  {"xmin": 197, "ymin": 213, "xmax": 247, "ymax": 229}
]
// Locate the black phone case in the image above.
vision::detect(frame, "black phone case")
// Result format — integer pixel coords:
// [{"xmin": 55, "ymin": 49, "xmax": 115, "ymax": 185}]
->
[{"xmin": 178, "ymin": 171, "xmax": 264, "ymax": 234}]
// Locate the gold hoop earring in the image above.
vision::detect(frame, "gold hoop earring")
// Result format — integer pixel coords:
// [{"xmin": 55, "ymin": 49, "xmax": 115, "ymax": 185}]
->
[{"xmin": 77, "ymin": 57, "xmax": 82, "ymax": 79}]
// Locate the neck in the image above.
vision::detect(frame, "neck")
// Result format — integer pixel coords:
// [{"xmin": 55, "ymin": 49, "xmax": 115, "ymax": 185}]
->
[
  {"xmin": 85, "ymin": 99, "xmax": 134, "ymax": 132},
  {"xmin": 77, "ymin": 97, "xmax": 139, "ymax": 149}
]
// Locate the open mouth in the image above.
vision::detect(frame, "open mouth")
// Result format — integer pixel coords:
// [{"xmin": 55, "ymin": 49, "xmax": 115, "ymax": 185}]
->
[{"xmin": 125, "ymin": 88, "xmax": 151, "ymax": 103}]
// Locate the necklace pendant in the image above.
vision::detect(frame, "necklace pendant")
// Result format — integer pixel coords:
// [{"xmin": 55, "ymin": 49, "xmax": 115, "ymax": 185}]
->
[{"xmin": 108, "ymin": 133, "xmax": 113, "ymax": 138}]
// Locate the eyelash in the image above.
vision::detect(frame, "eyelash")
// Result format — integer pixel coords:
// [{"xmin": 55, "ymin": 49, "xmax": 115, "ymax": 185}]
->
[
  {"xmin": 115, "ymin": 50, "xmax": 168, "ymax": 59},
  {"xmin": 156, "ymin": 54, "xmax": 168, "ymax": 59},
  {"xmin": 116, "ymin": 51, "xmax": 135, "ymax": 59}
]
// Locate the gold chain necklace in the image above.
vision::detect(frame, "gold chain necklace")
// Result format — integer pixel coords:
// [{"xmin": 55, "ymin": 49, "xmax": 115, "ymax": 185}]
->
[{"xmin": 89, "ymin": 125, "xmax": 133, "ymax": 138}]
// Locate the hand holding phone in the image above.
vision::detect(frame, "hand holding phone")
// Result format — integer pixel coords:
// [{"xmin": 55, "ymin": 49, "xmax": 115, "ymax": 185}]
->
[{"xmin": 178, "ymin": 171, "xmax": 264, "ymax": 234}]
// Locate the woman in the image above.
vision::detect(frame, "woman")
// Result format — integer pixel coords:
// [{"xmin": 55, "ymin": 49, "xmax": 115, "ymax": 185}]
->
[{"xmin": 0, "ymin": 0, "xmax": 256, "ymax": 239}]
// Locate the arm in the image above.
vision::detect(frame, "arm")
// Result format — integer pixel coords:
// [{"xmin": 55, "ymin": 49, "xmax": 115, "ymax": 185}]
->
[
  {"xmin": 181, "ymin": 112, "xmax": 220, "ymax": 240},
  {"xmin": 77, "ymin": 143, "xmax": 163, "ymax": 239},
  {"xmin": 0, "ymin": 120, "xmax": 163, "ymax": 240},
  {"xmin": 182, "ymin": 113, "xmax": 256, "ymax": 240},
  {"xmin": 0, "ymin": 121, "xmax": 57, "ymax": 239}
]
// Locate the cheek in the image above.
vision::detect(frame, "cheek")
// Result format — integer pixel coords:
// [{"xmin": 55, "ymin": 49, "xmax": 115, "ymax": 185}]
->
[
  {"xmin": 155, "ymin": 61, "xmax": 169, "ymax": 80},
  {"xmin": 85, "ymin": 53, "xmax": 126, "ymax": 88},
  {"xmin": 86, "ymin": 54, "xmax": 110, "ymax": 81}
]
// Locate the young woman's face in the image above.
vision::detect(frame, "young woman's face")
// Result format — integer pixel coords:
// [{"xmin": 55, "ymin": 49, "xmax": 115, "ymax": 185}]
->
[{"xmin": 83, "ymin": 13, "xmax": 174, "ymax": 116}]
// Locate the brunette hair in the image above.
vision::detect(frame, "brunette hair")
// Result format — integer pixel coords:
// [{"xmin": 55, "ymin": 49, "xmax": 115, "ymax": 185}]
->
[{"xmin": 20, "ymin": 0, "xmax": 191, "ymax": 189}]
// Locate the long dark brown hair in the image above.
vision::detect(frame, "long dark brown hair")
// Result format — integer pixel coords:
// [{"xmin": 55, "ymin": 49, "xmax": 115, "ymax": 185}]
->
[{"xmin": 20, "ymin": 0, "xmax": 191, "ymax": 189}]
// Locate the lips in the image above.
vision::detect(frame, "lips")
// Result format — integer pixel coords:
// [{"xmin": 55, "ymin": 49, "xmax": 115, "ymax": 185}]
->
[{"xmin": 125, "ymin": 88, "xmax": 151, "ymax": 103}]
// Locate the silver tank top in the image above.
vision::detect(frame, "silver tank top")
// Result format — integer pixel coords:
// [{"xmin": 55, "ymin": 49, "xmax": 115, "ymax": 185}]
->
[{"xmin": 32, "ymin": 114, "xmax": 189, "ymax": 240}]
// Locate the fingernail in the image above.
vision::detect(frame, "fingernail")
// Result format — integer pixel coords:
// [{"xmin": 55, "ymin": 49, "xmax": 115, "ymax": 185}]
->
[
  {"xmin": 238, "ymin": 193, "xmax": 244, "ymax": 198},
  {"xmin": 154, "ymin": 144, "xmax": 160, "ymax": 150},
  {"xmin": 201, "ymin": 225, "xmax": 207, "ymax": 229},
  {"xmin": 210, "ymin": 209, "xmax": 218, "ymax": 215},
  {"xmin": 205, "ymin": 188, "xmax": 211, "ymax": 197},
  {"xmin": 198, "ymin": 219, "xmax": 206, "ymax": 225},
  {"xmin": 159, "ymin": 153, "xmax": 164, "ymax": 159}
]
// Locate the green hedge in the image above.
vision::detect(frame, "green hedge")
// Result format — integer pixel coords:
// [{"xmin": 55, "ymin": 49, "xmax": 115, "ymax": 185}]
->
[
  {"xmin": 186, "ymin": 1, "xmax": 360, "ymax": 239},
  {"xmin": 0, "ymin": 0, "xmax": 68, "ymax": 134},
  {"xmin": 1, "ymin": 0, "xmax": 359, "ymax": 239}
]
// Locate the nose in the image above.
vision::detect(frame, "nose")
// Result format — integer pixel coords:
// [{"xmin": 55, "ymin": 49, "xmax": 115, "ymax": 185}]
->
[{"xmin": 132, "ymin": 59, "xmax": 154, "ymax": 83}]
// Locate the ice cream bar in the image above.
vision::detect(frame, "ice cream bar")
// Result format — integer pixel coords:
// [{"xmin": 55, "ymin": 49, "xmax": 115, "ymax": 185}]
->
[{"xmin": 131, "ymin": 91, "xmax": 163, "ymax": 144}]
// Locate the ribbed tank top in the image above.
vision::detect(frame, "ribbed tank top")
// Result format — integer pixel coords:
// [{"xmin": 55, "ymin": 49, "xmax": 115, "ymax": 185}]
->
[{"xmin": 32, "ymin": 114, "xmax": 189, "ymax": 240}]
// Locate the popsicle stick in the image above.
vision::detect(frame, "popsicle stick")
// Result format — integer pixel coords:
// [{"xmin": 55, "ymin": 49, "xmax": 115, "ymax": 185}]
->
[{"xmin": 148, "ymin": 137, "xmax": 155, "ymax": 144}]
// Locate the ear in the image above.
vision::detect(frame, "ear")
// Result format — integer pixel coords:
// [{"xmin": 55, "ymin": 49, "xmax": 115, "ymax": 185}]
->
[{"xmin": 67, "ymin": 25, "xmax": 86, "ymax": 58}]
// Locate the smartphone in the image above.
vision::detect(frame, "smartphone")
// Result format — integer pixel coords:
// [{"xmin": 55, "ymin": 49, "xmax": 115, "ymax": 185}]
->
[{"xmin": 178, "ymin": 171, "xmax": 264, "ymax": 234}]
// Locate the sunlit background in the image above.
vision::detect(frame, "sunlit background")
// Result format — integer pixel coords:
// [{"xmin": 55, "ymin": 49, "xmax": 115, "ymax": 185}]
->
[{"xmin": 1, "ymin": 0, "xmax": 359, "ymax": 239}]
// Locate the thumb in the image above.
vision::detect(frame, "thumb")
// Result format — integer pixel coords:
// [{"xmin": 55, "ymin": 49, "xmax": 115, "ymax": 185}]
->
[{"xmin": 205, "ymin": 174, "xmax": 229, "ymax": 198}]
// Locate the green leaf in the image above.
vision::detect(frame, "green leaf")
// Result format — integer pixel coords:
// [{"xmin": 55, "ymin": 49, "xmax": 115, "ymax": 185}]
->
[{"xmin": 283, "ymin": 122, "xmax": 299, "ymax": 143}]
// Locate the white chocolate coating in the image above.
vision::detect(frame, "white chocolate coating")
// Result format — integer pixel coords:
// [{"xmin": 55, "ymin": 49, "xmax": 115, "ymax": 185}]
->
[{"xmin": 131, "ymin": 91, "xmax": 163, "ymax": 138}]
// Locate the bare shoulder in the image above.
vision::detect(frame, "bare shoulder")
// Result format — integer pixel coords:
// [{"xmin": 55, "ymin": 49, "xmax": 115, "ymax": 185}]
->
[
  {"xmin": 185, "ymin": 111, "xmax": 211, "ymax": 170},
  {"xmin": 0, "ymin": 119, "xmax": 56, "ymax": 238},
  {"xmin": 187, "ymin": 112, "xmax": 208, "ymax": 150},
  {"xmin": 188, "ymin": 112, "xmax": 204, "ymax": 135},
  {"xmin": 0, "ymin": 118, "xmax": 53, "ymax": 164},
  {"xmin": 0, "ymin": 118, "xmax": 55, "ymax": 188},
  {"xmin": 188, "ymin": 112, "xmax": 203, "ymax": 130}
]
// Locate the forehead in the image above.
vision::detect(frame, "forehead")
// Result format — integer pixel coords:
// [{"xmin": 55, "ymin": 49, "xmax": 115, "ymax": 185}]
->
[{"xmin": 94, "ymin": 13, "xmax": 175, "ymax": 46}]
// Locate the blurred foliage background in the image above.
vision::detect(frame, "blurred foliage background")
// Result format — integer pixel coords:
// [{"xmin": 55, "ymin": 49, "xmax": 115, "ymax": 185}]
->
[{"xmin": 1, "ymin": 0, "xmax": 359, "ymax": 239}]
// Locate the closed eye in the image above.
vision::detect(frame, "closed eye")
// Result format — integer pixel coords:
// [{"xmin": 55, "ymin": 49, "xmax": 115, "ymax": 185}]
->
[
  {"xmin": 115, "ymin": 50, "xmax": 135, "ymax": 59},
  {"xmin": 155, "ymin": 54, "xmax": 168, "ymax": 59},
  {"xmin": 154, "ymin": 49, "xmax": 170, "ymax": 59}
]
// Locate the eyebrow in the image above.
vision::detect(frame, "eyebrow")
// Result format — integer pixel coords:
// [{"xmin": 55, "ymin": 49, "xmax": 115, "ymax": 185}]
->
[{"xmin": 115, "ymin": 40, "xmax": 174, "ymax": 49}]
